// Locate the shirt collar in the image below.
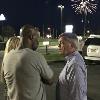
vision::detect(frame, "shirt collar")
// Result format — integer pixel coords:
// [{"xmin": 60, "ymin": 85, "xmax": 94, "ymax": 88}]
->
[{"xmin": 65, "ymin": 51, "xmax": 79, "ymax": 61}]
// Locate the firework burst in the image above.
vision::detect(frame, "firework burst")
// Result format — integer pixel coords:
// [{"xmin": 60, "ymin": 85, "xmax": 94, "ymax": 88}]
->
[{"xmin": 71, "ymin": 0, "xmax": 98, "ymax": 15}]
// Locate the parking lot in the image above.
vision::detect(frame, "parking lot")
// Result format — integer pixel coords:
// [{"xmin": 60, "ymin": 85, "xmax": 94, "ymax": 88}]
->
[
  {"xmin": 87, "ymin": 62, "xmax": 100, "ymax": 100},
  {"xmin": 0, "ymin": 44, "xmax": 100, "ymax": 100},
  {"xmin": 46, "ymin": 61, "xmax": 100, "ymax": 100}
]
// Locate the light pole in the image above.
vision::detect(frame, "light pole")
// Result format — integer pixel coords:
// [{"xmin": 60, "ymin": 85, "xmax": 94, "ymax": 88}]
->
[
  {"xmin": 42, "ymin": 24, "xmax": 45, "ymax": 38},
  {"xmin": 58, "ymin": 5, "xmax": 64, "ymax": 33},
  {"xmin": 47, "ymin": 27, "xmax": 51, "ymax": 36},
  {"xmin": 0, "ymin": 14, "xmax": 6, "ymax": 41}
]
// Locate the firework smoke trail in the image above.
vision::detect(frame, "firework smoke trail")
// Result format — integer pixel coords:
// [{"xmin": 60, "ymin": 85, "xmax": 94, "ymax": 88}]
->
[{"xmin": 71, "ymin": 0, "xmax": 98, "ymax": 15}]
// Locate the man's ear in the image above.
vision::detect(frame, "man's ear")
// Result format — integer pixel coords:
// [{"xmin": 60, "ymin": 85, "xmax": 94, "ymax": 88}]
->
[
  {"xmin": 70, "ymin": 42, "xmax": 75, "ymax": 48},
  {"xmin": 29, "ymin": 35, "xmax": 34, "ymax": 40}
]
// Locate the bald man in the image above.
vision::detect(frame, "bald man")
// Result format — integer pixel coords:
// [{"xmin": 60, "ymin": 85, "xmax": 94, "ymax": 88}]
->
[{"xmin": 1, "ymin": 24, "xmax": 54, "ymax": 100}]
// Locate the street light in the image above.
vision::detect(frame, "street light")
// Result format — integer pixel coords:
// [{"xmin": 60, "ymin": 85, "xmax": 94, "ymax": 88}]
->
[
  {"xmin": 58, "ymin": 5, "xmax": 64, "ymax": 33},
  {"xmin": 0, "ymin": 14, "xmax": 6, "ymax": 21},
  {"xmin": 47, "ymin": 27, "xmax": 51, "ymax": 36},
  {"xmin": 0, "ymin": 14, "xmax": 6, "ymax": 41}
]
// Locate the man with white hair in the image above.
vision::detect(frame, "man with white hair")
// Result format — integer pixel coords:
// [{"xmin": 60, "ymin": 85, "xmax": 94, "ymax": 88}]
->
[{"xmin": 56, "ymin": 33, "xmax": 87, "ymax": 100}]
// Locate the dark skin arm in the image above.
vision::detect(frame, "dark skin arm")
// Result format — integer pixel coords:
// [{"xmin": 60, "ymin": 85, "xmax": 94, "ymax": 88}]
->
[{"xmin": 41, "ymin": 75, "xmax": 54, "ymax": 85}]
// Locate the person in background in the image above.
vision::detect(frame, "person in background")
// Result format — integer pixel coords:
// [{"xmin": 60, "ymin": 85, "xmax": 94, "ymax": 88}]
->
[
  {"xmin": 1, "ymin": 24, "xmax": 54, "ymax": 100},
  {"xmin": 4, "ymin": 36, "xmax": 20, "ymax": 58},
  {"xmin": 0, "ymin": 36, "xmax": 20, "ymax": 100},
  {"xmin": 56, "ymin": 33, "xmax": 87, "ymax": 100}
]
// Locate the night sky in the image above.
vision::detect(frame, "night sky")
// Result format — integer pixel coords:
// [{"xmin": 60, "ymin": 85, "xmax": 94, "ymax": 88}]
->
[{"xmin": 0, "ymin": 0, "xmax": 100, "ymax": 35}]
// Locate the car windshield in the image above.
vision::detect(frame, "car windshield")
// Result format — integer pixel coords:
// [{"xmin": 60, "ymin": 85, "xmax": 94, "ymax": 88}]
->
[{"xmin": 85, "ymin": 38, "xmax": 100, "ymax": 45}]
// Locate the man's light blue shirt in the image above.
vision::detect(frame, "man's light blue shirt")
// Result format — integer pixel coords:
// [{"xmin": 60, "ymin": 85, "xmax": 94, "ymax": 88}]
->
[{"xmin": 58, "ymin": 51, "xmax": 87, "ymax": 100}]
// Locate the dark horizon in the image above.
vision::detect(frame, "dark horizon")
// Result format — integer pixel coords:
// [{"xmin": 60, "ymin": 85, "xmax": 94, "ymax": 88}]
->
[{"xmin": 0, "ymin": 0, "xmax": 100, "ymax": 36}]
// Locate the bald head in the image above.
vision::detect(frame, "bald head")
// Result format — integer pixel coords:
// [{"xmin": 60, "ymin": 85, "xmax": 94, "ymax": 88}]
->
[
  {"xmin": 20, "ymin": 24, "xmax": 39, "ymax": 38},
  {"xmin": 19, "ymin": 24, "xmax": 39, "ymax": 50}
]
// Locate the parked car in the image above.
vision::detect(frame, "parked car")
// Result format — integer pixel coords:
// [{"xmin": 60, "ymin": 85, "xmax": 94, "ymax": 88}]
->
[{"xmin": 82, "ymin": 35, "xmax": 100, "ymax": 61}]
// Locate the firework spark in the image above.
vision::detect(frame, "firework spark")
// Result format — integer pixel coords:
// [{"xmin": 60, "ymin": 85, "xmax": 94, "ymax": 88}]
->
[{"xmin": 71, "ymin": 0, "xmax": 98, "ymax": 15}]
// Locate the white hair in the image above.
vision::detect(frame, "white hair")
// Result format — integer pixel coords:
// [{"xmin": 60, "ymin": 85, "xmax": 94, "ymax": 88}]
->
[{"xmin": 59, "ymin": 33, "xmax": 78, "ymax": 49}]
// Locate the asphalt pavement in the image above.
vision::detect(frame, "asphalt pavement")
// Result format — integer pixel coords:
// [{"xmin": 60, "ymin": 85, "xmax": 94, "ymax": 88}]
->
[
  {"xmin": 47, "ymin": 61, "xmax": 100, "ymax": 100},
  {"xmin": 0, "ymin": 51, "xmax": 100, "ymax": 100}
]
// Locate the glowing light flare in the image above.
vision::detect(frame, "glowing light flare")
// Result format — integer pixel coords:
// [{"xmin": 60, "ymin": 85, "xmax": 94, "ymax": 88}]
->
[
  {"xmin": 65, "ymin": 25, "xmax": 74, "ymax": 33},
  {"xmin": 0, "ymin": 14, "xmax": 6, "ymax": 21}
]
